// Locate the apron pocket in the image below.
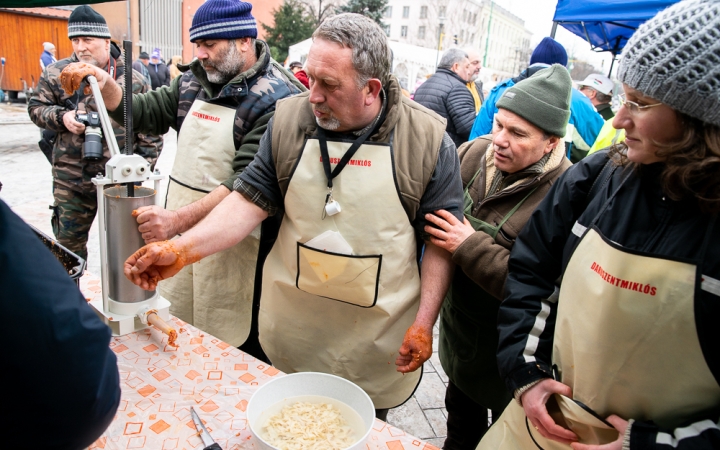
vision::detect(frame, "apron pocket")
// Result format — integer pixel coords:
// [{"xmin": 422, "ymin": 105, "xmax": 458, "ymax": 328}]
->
[
  {"xmin": 296, "ymin": 242, "xmax": 382, "ymax": 307},
  {"xmin": 545, "ymin": 394, "xmax": 618, "ymax": 445}
]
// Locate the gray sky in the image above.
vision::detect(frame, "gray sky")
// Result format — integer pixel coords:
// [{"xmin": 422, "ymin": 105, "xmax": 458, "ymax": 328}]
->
[{"xmin": 499, "ymin": 0, "xmax": 615, "ymax": 75}]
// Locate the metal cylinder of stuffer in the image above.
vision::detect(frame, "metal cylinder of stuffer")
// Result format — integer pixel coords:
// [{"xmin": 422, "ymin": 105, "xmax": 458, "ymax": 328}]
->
[{"xmin": 104, "ymin": 185, "xmax": 155, "ymax": 311}]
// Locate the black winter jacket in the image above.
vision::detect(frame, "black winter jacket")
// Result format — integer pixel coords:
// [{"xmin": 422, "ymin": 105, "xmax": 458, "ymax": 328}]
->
[
  {"xmin": 414, "ymin": 68, "xmax": 476, "ymax": 148},
  {"xmin": 147, "ymin": 61, "xmax": 170, "ymax": 90},
  {"xmin": 499, "ymin": 151, "xmax": 720, "ymax": 449},
  {"xmin": 1, "ymin": 200, "xmax": 121, "ymax": 448}
]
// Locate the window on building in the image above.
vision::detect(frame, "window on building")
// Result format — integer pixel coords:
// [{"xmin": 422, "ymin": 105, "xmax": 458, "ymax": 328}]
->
[
  {"xmin": 420, "ymin": 6, "xmax": 427, "ymax": 19},
  {"xmin": 402, "ymin": 6, "xmax": 410, "ymax": 18},
  {"xmin": 462, "ymin": 9, "xmax": 467, "ymax": 22},
  {"xmin": 439, "ymin": 6, "xmax": 446, "ymax": 18},
  {"xmin": 473, "ymin": 13, "xmax": 478, "ymax": 25},
  {"xmin": 384, "ymin": 6, "xmax": 392, "ymax": 18},
  {"xmin": 418, "ymin": 26, "xmax": 426, "ymax": 39},
  {"xmin": 401, "ymin": 25, "xmax": 408, "ymax": 37},
  {"xmin": 471, "ymin": 33, "xmax": 475, "ymax": 43},
  {"xmin": 460, "ymin": 30, "xmax": 465, "ymax": 41},
  {"xmin": 384, "ymin": 24, "xmax": 391, "ymax": 36}
]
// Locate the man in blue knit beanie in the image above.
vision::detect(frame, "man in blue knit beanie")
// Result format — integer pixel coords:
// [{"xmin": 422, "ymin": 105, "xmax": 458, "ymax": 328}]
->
[{"xmin": 61, "ymin": 0, "xmax": 306, "ymax": 359}]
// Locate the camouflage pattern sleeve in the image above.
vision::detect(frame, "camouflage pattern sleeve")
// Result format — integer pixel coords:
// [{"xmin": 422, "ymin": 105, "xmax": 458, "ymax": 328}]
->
[{"xmin": 28, "ymin": 66, "xmax": 70, "ymax": 132}]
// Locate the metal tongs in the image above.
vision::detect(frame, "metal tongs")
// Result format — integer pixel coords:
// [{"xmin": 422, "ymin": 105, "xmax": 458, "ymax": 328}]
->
[{"xmin": 190, "ymin": 407, "xmax": 222, "ymax": 450}]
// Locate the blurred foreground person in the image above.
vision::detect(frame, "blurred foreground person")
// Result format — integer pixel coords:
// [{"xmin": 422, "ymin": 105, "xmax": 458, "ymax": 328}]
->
[
  {"xmin": 1, "ymin": 200, "xmax": 120, "ymax": 449},
  {"xmin": 479, "ymin": 0, "xmax": 720, "ymax": 448}
]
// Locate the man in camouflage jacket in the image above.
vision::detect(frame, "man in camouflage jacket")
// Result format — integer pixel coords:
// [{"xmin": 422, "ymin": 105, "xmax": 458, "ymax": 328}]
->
[
  {"xmin": 28, "ymin": 5, "xmax": 162, "ymax": 261},
  {"xmin": 61, "ymin": 0, "xmax": 304, "ymax": 359}
]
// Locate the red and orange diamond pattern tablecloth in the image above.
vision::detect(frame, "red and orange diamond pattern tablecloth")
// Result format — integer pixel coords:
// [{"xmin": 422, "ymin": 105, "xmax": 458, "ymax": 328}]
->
[{"xmin": 82, "ymin": 277, "xmax": 439, "ymax": 450}]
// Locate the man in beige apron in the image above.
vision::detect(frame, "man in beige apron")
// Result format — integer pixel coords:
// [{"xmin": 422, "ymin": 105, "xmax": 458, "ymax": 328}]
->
[
  {"xmin": 424, "ymin": 65, "xmax": 572, "ymax": 449},
  {"xmin": 68, "ymin": 0, "xmax": 304, "ymax": 353},
  {"xmin": 122, "ymin": 13, "xmax": 464, "ymax": 418}
]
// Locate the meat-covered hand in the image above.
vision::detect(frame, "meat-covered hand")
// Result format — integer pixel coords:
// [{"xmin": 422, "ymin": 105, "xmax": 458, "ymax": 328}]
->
[
  {"xmin": 59, "ymin": 62, "xmax": 106, "ymax": 95},
  {"xmin": 133, "ymin": 206, "xmax": 181, "ymax": 243},
  {"xmin": 424, "ymin": 210, "xmax": 475, "ymax": 254},
  {"xmin": 395, "ymin": 323, "xmax": 433, "ymax": 373},
  {"xmin": 124, "ymin": 241, "xmax": 199, "ymax": 291}
]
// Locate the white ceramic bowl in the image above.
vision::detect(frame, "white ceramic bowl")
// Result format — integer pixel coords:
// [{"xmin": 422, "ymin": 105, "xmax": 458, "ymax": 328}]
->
[{"xmin": 247, "ymin": 372, "xmax": 375, "ymax": 450}]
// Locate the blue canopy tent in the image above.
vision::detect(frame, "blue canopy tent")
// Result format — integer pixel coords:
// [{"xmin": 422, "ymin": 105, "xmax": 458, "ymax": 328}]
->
[{"xmin": 551, "ymin": 0, "xmax": 680, "ymax": 74}]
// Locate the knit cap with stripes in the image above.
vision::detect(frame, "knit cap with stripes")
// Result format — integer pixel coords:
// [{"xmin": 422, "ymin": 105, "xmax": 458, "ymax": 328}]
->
[
  {"xmin": 68, "ymin": 5, "xmax": 111, "ymax": 39},
  {"xmin": 189, "ymin": 0, "xmax": 258, "ymax": 43}
]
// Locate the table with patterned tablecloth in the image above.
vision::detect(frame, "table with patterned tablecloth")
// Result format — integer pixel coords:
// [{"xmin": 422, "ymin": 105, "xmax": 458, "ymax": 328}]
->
[{"xmin": 82, "ymin": 276, "xmax": 438, "ymax": 450}]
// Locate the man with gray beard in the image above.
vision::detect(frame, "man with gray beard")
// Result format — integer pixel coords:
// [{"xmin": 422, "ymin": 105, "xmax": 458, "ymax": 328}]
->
[
  {"xmin": 62, "ymin": 0, "xmax": 305, "ymax": 359},
  {"xmin": 121, "ymin": 13, "xmax": 463, "ymax": 421}
]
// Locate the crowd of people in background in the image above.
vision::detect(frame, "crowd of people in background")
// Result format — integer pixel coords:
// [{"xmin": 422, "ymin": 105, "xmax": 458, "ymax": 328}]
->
[{"xmin": 8, "ymin": 0, "xmax": 720, "ymax": 448}]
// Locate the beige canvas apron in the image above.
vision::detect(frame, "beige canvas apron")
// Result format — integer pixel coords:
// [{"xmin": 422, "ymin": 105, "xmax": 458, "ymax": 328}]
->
[
  {"xmin": 479, "ymin": 179, "xmax": 720, "ymax": 449},
  {"xmin": 160, "ymin": 99, "xmax": 260, "ymax": 347},
  {"xmin": 259, "ymin": 137, "xmax": 422, "ymax": 409}
]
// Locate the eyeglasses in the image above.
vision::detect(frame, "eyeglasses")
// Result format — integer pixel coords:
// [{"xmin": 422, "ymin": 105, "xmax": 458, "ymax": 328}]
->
[{"xmin": 618, "ymin": 93, "xmax": 663, "ymax": 114}]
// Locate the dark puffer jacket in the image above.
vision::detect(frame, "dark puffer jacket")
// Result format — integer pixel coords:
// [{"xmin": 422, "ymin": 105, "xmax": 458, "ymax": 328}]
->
[{"xmin": 413, "ymin": 68, "xmax": 476, "ymax": 148}]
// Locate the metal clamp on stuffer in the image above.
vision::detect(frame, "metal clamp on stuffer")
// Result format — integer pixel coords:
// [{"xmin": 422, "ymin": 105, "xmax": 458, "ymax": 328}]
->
[{"xmin": 81, "ymin": 41, "xmax": 172, "ymax": 337}]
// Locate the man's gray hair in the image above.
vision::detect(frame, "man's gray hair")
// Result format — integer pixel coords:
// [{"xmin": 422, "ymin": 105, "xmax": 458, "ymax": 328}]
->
[
  {"xmin": 313, "ymin": 13, "xmax": 392, "ymax": 88},
  {"xmin": 438, "ymin": 48, "xmax": 468, "ymax": 70}
]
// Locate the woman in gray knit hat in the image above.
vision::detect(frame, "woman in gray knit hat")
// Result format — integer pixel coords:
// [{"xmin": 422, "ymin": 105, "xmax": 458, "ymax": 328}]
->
[{"xmin": 477, "ymin": 1, "xmax": 720, "ymax": 449}]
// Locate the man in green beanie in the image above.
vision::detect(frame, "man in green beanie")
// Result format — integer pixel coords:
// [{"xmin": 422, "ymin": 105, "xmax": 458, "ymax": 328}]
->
[{"xmin": 422, "ymin": 64, "xmax": 572, "ymax": 449}]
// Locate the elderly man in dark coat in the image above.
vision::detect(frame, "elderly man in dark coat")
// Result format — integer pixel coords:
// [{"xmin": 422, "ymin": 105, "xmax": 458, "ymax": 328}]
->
[{"xmin": 414, "ymin": 48, "xmax": 477, "ymax": 147}]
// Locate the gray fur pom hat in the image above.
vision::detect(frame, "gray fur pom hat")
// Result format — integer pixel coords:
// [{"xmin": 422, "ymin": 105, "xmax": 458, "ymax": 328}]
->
[{"xmin": 618, "ymin": 0, "xmax": 720, "ymax": 126}]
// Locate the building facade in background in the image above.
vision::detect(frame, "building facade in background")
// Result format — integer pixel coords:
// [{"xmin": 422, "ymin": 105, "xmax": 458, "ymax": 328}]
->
[{"xmin": 382, "ymin": 0, "xmax": 531, "ymax": 88}]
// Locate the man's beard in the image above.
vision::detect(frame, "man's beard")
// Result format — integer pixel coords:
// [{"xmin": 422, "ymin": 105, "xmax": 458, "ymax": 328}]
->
[
  {"xmin": 202, "ymin": 42, "xmax": 245, "ymax": 84},
  {"xmin": 313, "ymin": 105, "xmax": 341, "ymax": 130},
  {"xmin": 78, "ymin": 54, "xmax": 102, "ymax": 67}
]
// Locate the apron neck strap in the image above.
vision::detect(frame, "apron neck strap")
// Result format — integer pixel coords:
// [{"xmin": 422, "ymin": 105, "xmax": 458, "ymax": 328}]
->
[
  {"xmin": 465, "ymin": 165, "xmax": 484, "ymax": 197},
  {"xmin": 317, "ymin": 102, "xmax": 387, "ymax": 190},
  {"xmin": 584, "ymin": 166, "xmax": 717, "ymax": 266},
  {"xmin": 496, "ymin": 186, "xmax": 539, "ymax": 230}
]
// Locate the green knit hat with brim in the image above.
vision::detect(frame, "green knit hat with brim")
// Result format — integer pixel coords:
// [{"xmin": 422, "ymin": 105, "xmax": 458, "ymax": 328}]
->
[{"xmin": 496, "ymin": 64, "xmax": 572, "ymax": 137}]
